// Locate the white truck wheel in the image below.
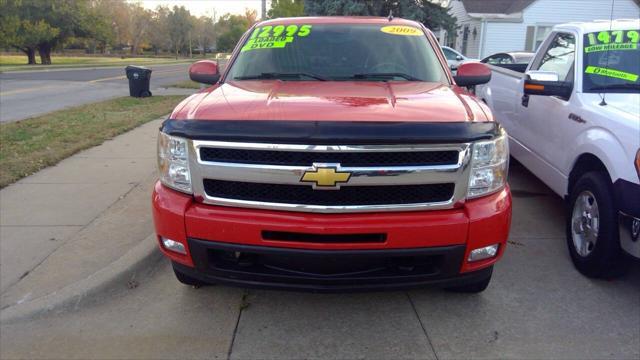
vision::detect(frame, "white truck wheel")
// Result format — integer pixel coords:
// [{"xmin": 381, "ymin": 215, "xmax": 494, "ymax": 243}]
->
[{"xmin": 566, "ymin": 171, "xmax": 630, "ymax": 278}]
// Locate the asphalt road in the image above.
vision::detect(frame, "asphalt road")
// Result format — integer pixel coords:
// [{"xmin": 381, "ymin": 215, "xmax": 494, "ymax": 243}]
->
[
  {"xmin": 0, "ymin": 63, "xmax": 193, "ymax": 123},
  {"xmin": 2, "ymin": 162, "xmax": 638, "ymax": 359}
]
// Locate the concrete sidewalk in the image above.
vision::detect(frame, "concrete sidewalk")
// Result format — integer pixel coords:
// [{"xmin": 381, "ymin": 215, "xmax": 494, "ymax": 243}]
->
[{"xmin": 0, "ymin": 117, "xmax": 165, "ymax": 310}]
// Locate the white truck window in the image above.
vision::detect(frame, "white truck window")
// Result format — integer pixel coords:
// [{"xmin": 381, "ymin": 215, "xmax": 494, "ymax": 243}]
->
[
  {"xmin": 533, "ymin": 32, "xmax": 576, "ymax": 81},
  {"xmin": 583, "ymin": 29, "xmax": 640, "ymax": 92}
]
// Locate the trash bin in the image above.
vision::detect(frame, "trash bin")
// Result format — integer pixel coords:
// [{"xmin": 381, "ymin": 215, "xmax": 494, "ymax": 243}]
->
[{"xmin": 125, "ymin": 65, "xmax": 152, "ymax": 97}]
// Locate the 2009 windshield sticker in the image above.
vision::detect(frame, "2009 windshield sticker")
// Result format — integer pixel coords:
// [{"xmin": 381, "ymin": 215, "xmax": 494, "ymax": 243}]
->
[
  {"xmin": 585, "ymin": 66, "xmax": 638, "ymax": 82},
  {"xmin": 380, "ymin": 25, "xmax": 422, "ymax": 36},
  {"xmin": 584, "ymin": 29, "xmax": 639, "ymax": 53},
  {"xmin": 241, "ymin": 24, "xmax": 312, "ymax": 52}
]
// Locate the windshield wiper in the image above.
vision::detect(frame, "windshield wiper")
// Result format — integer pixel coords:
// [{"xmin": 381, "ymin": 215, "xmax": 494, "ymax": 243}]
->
[
  {"xmin": 234, "ymin": 72, "xmax": 327, "ymax": 81},
  {"xmin": 588, "ymin": 83, "xmax": 640, "ymax": 91},
  {"xmin": 347, "ymin": 73, "xmax": 422, "ymax": 81}
]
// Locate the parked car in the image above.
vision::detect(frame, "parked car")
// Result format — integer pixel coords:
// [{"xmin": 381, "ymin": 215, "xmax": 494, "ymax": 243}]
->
[
  {"xmin": 442, "ymin": 45, "xmax": 477, "ymax": 71},
  {"xmin": 477, "ymin": 19, "xmax": 640, "ymax": 278},
  {"xmin": 153, "ymin": 17, "xmax": 511, "ymax": 293},
  {"xmin": 481, "ymin": 52, "xmax": 535, "ymax": 72}
]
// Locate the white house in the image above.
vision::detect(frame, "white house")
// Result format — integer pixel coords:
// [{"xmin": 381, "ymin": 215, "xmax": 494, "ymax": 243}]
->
[{"xmin": 445, "ymin": 0, "xmax": 640, "ymax": 59}]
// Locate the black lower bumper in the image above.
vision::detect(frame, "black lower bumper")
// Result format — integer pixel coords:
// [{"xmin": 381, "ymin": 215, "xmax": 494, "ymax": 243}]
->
[{"xmin": 175, "ymin": 238, "xmax": 492, "ymax": 292}]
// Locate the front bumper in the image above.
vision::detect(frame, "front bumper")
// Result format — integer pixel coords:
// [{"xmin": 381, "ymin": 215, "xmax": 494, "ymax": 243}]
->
[
  {"xmin": 152, "ymin": 181, "xmax": 512, "ymax": 290},
  {"xmin": 173, "ymin": 241, "xmax": 493, "ymax": 292}
]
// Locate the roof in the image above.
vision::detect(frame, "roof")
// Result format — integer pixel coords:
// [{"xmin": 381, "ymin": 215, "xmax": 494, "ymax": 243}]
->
[
  {"xmin": 555, "ymin": 18, "xmax": 640, "ymax": 34},
  {"xmin": 258, "ymin": 16, "xmax": 422, "ymax": 27},
  {"xmin": 461, "ymin": 0, "xmax": 536, "ymax": 14}
]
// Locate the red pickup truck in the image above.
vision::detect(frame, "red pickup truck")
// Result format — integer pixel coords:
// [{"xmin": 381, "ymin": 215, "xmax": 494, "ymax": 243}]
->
[{"xmin": 153, "ymin": 17, "xmax": 511, "ymax": 293}]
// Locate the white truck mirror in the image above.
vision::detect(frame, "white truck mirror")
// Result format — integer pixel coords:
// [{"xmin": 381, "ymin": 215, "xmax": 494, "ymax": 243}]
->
[{"xmin": 526, "ymin": 70, "xmax": 560, "ymax": 82}]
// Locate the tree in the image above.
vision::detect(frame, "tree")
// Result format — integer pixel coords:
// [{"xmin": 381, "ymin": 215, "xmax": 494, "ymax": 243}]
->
[
  {"xmin": 194, "ymin": 16, "xmax": 216, "ymax": 57},
  {"xmin": 215, "ymin": 10, "xmax": 257, "ymax": 52},
  {"xmin": 304, "ymin": 0, "xmax": 456, "ymax": 33},
  {"xmin": 35, "ymin": 0, "xmax": 107, "ymax": 64},
  {"xmin": 0, "ymin": 0, "xmax": 59, "ymax": 64},
  {"xmin": 268, "ymin": 0, "xmax": 304, "ymax": 18},
  {"xmin": 167, "ymin": 6, "xmax": 194, "ymax": 58},
  {"xmin": 0, "ymin": 14, "xmax": 33, "ymax": 64},
  {"xmin": 128, "ymin": 4, "xmax": 152, "ymax": 55},
  {"xmin": 148, "ymin": 6, "xmax": 171, "ymax": 55},
  {"xmin": 0, "ymin": 0, "xmax": 110, "ymax": 65}
]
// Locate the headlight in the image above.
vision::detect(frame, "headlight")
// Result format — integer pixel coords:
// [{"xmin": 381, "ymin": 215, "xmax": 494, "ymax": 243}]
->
[
  {"xmin": 157, "ymin": 131, "xmax": 192, "ymax": 193},
  {"xmin": 467, "ymin": 129, "xmax": 509, "ymax": 198}
]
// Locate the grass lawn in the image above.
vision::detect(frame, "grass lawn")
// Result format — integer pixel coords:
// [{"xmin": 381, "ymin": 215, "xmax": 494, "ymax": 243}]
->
[
  {"xmin": 0, "ymin": 55, "xmax": 193, "ymax": 71},
  {"xmin": 169, "ymin": 80, "xmax": 204, "ymax": 89},
  {"xmin": 0, "ymin": 96, "xmax": 184, "ymax": 188}
]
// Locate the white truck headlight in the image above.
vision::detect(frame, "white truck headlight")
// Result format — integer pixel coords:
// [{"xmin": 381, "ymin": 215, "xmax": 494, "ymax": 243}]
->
[
  {"xmin": 158, "ymin": 132, "xmax": 192, "ymax": 193},
  {"xmin": 467, "ymin": 129, "xmax": 509, "ymax": 198}
]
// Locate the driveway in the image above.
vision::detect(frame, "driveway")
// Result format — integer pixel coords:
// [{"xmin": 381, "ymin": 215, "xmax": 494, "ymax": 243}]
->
[{"xmin": 1, "ymin": 161, "xmax": 638, "ymax": 359}]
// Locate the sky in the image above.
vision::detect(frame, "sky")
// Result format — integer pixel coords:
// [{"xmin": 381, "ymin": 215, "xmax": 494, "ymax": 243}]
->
[{"xmin": 135, "ymin": 0, "xmax": 271, "ymax": 18}]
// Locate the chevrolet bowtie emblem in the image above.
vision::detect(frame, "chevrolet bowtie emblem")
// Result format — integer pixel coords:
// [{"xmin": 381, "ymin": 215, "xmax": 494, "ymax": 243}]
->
[{"xmin": 300, "ymin": 164, "xmax": 351, "ymax": 189}]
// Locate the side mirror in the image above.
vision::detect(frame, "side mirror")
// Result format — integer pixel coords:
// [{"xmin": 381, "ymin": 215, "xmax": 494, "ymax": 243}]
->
[
  {"xmin": 523, "ymin": 71, "xmax": 572, "ymax": 99},
  {"xmin": 189, "ymin": 60, "xmax": 220, "ymax": 85},
  {"xmin": 526, "ymin": 70, "xmax": 559, "ymax": 82},
  {"xmin": 454, "ymin": 62, "xmax": 491, "ymax": 86},
  {"xmin": 456, "ymin": 55, "xmax": 464, "ymax": 61}
]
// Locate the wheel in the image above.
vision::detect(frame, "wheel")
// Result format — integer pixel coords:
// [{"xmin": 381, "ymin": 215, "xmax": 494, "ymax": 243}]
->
[
  {"xmin": 566, "ymin": 171, "xmax": 629, "ymax": 278},
  {"xmin": 173, "ymin": 266, "xmax": 207, "ymax": 287},
  {"xmin": 140, "ymin": 90, "xmax": 152, "ymax": 98},
  {"xmin": 445, "ymin": 267, "xmax": 493, "ymax": 293}
]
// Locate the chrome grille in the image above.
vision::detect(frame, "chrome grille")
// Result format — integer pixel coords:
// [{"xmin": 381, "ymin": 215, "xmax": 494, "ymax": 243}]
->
[
  {"xmin": 189, "ymin": 140, "xmax": 472, "ymax": 213},
  {"xmin": 199, "ymin": 147, "xmax": 459, "ymax": 167}
]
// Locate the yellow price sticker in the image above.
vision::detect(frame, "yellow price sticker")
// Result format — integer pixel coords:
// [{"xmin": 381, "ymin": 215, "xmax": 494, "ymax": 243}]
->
[{"xmin": 380, "ymin": 25, "xmax": 422, "ymax": 36}]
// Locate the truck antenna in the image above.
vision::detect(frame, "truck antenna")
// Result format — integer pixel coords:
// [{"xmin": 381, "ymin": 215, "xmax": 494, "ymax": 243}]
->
[
  {"xmin": 599, "ymin": 0, "xmax": 616, "ymax": 106},
  {"xmin": 388, "ymin": 10, "xmax": 394, "ymax": 21}
]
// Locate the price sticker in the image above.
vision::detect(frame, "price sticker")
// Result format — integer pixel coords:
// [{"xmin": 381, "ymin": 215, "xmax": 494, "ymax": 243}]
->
[
  {"xmin": 585, "ymin": 29, "xmax": 639, "ymax": 53},
  {"xmin": 241, "ymin": 24, "xmax": 312, "ymax": 52}
]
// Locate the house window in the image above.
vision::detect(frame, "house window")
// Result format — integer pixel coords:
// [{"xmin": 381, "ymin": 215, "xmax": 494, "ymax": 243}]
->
[{"xmin": 525, "ymin": 25, "xmax": 554, "ymax": 51}]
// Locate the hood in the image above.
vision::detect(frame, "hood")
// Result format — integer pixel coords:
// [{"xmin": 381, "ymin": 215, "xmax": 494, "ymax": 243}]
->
[
  {"xmin": 582, "ymin": 93, "xmax": 640, "ymax": 121},
  {"xmin": 599, "ymin": 93, "xmax": 640, "ymax": 119},
  {"xmin": 170, "ymin": 80, "xmax": 491, "ymax": 122}
]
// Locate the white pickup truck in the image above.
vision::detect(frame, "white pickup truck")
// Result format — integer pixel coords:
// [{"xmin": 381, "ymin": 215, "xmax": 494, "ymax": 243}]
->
[{"xmin": 477, "ymin": 19, "xmax": 640, "ymax": 278}]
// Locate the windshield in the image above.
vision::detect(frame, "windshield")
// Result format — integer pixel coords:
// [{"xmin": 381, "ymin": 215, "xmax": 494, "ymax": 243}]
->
[
  {"xmin": 583, "ymin": 29, "xmax": 640, "ymax": 93},
  {"xmin": 226, "ymin": 23, "xmax": 448, "ymax": 82}
]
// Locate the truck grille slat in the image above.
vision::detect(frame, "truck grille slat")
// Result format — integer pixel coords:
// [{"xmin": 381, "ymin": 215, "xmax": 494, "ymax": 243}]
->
[
  {"xmin": 203, "ymin": 179, "xmax": 455, "ymax": 206},
  {"xmin": 199, "ymin": 147, "xmax": 459, "ymax": 167}
]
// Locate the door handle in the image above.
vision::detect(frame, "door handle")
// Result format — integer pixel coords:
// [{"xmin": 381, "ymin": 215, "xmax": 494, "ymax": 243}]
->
[{"xmin": 521, "ymin": 94, "xmax": 529, "ymax": 107}]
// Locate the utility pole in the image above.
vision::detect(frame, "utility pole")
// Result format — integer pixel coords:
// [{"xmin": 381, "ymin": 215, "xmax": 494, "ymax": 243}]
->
[{"xmin": 262, "ymin": 0, "xmax": 267, "ymax": 20}]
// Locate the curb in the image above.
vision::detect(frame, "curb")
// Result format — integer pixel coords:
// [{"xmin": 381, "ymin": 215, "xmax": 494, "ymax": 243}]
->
[{"xmin": 0, "ymin": 234, "xmax": 163, "ymax": 323}]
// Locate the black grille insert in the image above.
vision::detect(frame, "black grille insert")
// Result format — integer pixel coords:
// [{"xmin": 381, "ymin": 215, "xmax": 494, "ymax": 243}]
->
[
  {"xmin": 262, "ymin": 231, "xmax": 386, "ymax": 243},
  {"xmin": 199, "ymin": 147, "xmax": 458, "ymax": 167},
  {"xmin": 203, "ymin": 179, "xmax": 455, "ymax": 206}
]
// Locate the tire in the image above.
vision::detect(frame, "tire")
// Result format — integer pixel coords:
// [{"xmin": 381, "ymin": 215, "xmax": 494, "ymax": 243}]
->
[
  {"xmin": 566, "ymin": 171, "xmax": 629, "ymax": 278},
  {"xmin": 140, "ymin": 90, "xmax": 152, "ymax": 98},
  {"xmin": 173, "ymin": 266, "xmax": 207, "ymax": 287},
  {"xmin": 445, "ymin": 266, "xmax": 492, "ymax": 293}
]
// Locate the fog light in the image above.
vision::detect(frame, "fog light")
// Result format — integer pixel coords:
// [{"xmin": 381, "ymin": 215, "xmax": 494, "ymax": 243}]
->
[
  {"xmin": 161, "ymin": 237, "xmax": 186, "ymax": 255},
  {"xmin": 468, "ymin": 244, "xmax": 499, "ymax": 262}
]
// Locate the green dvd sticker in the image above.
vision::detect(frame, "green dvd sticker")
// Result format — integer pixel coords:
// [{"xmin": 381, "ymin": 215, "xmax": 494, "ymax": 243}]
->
[
  {"xmin": 585, "ymin": 66, "xmax": 638, "ymax": 82},
  {"xmin": 241, "ymin": 24, "xmax": 312, "ymax": 52}
]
